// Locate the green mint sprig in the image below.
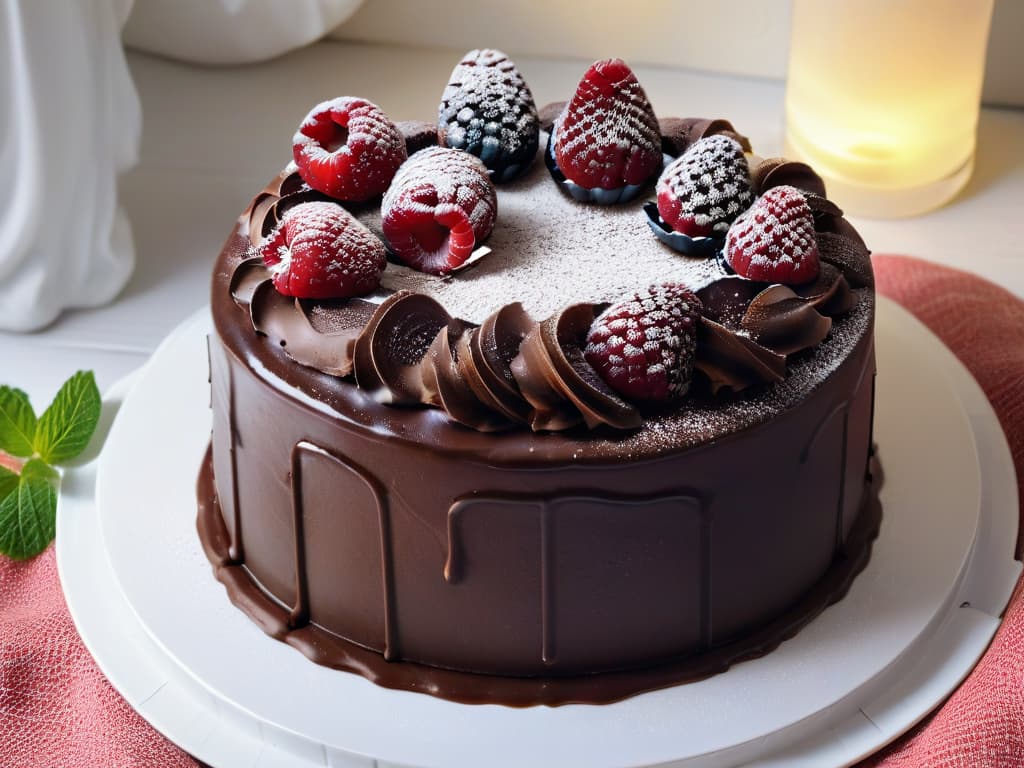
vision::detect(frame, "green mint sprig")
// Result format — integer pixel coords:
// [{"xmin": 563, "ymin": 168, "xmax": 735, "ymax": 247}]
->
[{"xmin": 0, "ymin": 371, "xmax": 101, "ymax": 560}]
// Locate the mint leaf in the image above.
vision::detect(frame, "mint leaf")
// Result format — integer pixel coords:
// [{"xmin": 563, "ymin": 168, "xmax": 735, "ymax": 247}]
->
[
  {"xmin": 34, "ymin": 371, "xmax": 101, "ymax": 465},
  {"xmin": 0, "ymin": 386, "xmax": 37, "ymax": 457},
  {"xmin": 0, "ymin": 459, "xmax": 57, "ymax": 560},
  {"xmin": 0, "ymin": 466, "xmax": 17, "ymax": 499}
]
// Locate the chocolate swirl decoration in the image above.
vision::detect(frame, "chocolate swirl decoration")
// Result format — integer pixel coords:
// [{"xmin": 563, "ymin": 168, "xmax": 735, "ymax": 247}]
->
[
  {"xmin": 658, "ymin": 117, "xmax": 753, "ymax": 157},
  {"xmin": 455, "ymin": 303, "xmax": 534, "ymax": 424},
  {"xmin": 750, "ymin": 157, "xmax": 827, "ymax": 198},
  {"xmin": 232, "ymin": 257, "xmax": 375, "ymax": 377},
  {"xmin": 749, "ymin": 157, "xmax": 875, "ymax": 290},
  {"xmin": 352, "ymin": 291, "xmax": 452, "ymax": 404},
  {"xmin": 692, "ymin": 264, "xmax": 855, "ymax": 394},
  {"xmin": 244, "ymin": 167, "xmax": 340, "ymax": 248},
  {"xmin": 420, "ymin": 321, "xmax": 514, "ymax": 432},
  {"xmin": 510, "ymin": 304, "xmax": 642, "ymax": 431},
  {"xmin": 229, "ymin": 255, "xmax": 857, "ymax": 428}
]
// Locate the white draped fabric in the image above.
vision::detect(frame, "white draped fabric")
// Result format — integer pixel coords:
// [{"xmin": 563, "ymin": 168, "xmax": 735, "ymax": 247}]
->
[
  {"xmin": 0, "ymin": 0, "xmax": 138, "ymax": 331},
  {"xmin": 0, "ymin": 0, "xmax": 362, "ymax": 331}
]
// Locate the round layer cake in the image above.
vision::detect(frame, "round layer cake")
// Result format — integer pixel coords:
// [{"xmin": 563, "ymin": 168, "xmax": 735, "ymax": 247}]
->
[{"xmin": 199, "ymin": 54, "xmax": 880, "ymax": 706}]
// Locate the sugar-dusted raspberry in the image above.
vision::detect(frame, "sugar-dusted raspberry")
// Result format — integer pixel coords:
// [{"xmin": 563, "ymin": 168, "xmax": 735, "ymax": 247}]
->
[
  {"xmin": 553, "ymin": 58, "xmax": 661, "ymax": 192},
  {"xmin": 724, "ymin": 185, "xmax": 821, "ymax": 285},
  {"xmin": 584, "ymin": 283, "xmax": 702, "ymax": 402},
  {"xmin": 381, "ymin": 147, "xmax": 497, "ymax": 276},
  {"xmin": 260, "ymin": 201, "xmax": 386, "ymax": 299},
  {"xmin": 656, "ymin": 135, "xmax": 754, "ymax": 238},
  {"xmin": 292, "ymin": 97, "xmax": 407, "ymax": 202},
  {"xmin": 438, "ymin": 48, "xmax": 539, "ymax": 182}
]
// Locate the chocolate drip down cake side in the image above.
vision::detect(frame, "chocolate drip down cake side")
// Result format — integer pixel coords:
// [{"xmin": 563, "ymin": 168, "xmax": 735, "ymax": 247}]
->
[{"xmin": 198, "ymin": 52, "xmax": 881, "ymax": 706}]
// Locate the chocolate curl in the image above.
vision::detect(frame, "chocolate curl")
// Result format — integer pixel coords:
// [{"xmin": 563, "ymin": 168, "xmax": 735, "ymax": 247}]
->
[
  {"xmin": 229, "ymin": 257, "xmax": 271, "ymax": 306},
  {"xmin": 817, "ymin": 231, "xmax": 874, "ymax": 288},
  {"xmin": 794, "ymin": 262, "xmax": 855, "ymax": 316},
  {"xmin": 420, "ymin": 323, "xmax": 512, "ymax": 432},
  {"xmin": 353, "ymin": 291, "xmax": 451, "ymax": 404},
  {"xmin": 695, "ymin": 317, "xmax": 787, "ymax": 395},
  {"xmin": 804, "ymin": 193, "xmax": 844, "ymax": 220},
  {"xmin": 659, "ymin": 117, "xmax": 753, "ymax": 157},
  {"xmin": 741, "ymin": 285, "xmax": 833, "ymax": 356},
  {"xmin": 245, "ymin": 172, "xmax": 335, "ymax": 249},
  {"xmin": 751, "ymin": 158, "xmax": 827, "ymax": 198},
  {"xmin": 249, "ymin": 279, "xmax": 374, "ymax": 377},
  {"xmin": 247, "ymin": 194, "xmax": 280, "ymax": 247},
  {"xmin": 456, "ymin": 303, "xmax": 534, "ymax": 424},
  {"xmin": 511, "ymin": 320, "xmax": 582, "ymax": 431},
  {"xmin": 697, "ymin": 276, "xmax": 768, "ymax": 329},
  {"xmin": 511, "ymin": 305, "xmax": 641, "ymax": 432}
]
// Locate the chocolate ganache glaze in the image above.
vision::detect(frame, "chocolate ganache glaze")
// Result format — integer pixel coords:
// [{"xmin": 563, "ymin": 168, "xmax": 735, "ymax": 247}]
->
[{"xmin": 200, "ymin": 116, "xmax": 880, "ymax": 706}]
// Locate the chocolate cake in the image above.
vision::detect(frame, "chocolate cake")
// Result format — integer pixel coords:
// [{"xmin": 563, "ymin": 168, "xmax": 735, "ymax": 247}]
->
[{"xmin": 198, "ymin": 52, "xmax": 880, "ymax": 706}]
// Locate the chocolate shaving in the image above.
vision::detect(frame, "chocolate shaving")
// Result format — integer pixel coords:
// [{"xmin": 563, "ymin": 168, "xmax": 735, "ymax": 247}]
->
[
  {"xmin": 696, "ymin": 276, "xmax": 767, "ymax": 329},
  {"xmin": 794, "ymin": 262, "xmax": 855, "ymax": 316},
  {"xmin": 817, "ymin": 232, "xmax": 874, "ymax": 288},
  {"xmin": 751, "ymin": 158, "xmax": 827, "ymax": 197},
  {"xmin": 695, "ymin": 317, "xmax": 787, "ymax": 395},
  {"xmin": 805, "ymin": 193, "xmax": 844, "ymax": 220},
  {"xmin": 511, "ymin": 320, "xmax": 583, "ymax": 432},
  {"xmin": 741, "ymin": 285, "xmax": 833, "ymax": 356},
  {"xmin": 277, "ymin": 169, "xmax": 310, "ymax": 198},
  {"xmin": 659, "ymin": 117, "xmax": 752, "ymax": 157}
]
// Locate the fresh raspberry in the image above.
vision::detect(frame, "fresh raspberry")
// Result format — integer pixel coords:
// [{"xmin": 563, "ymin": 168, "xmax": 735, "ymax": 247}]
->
[
  {"xmin": 292, "ymin": 97, "xmax": 407, "ymax": 202},
  {"xmin": 656, "ymin": 135, "xmax": 754, "ymax": 237},
  {"xmin": 724, "ymin": 185, "xmax": 821, "ymax": 285},
  {"xmin": 438, "ymin": 48, "xmax": 539, "ymax": 182},
  {"xmin": 553, "ymin": 58, "xmax": 661, "ymax": 191},
  {"xmin": 584, "ymin": 283, "xmax": 702, "ymax": 402},
  {"xmin": 381, "ymin": 147, "xmax": 497, "ymax": 275},
  {"xmin": 260, "ymin": 201, "xmax": 386, "ymax": 299}
]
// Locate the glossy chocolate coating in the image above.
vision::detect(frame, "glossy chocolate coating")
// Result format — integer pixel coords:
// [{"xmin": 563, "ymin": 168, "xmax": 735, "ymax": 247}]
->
[{"xmin": 201, "ymin": 224, "xmax": 879, "ymax": 704}]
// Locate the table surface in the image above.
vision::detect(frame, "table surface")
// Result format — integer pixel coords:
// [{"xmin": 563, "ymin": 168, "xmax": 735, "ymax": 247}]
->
[{"xmin": 3, "ymin": 39, "xmax": 1023, "ymax": 409}]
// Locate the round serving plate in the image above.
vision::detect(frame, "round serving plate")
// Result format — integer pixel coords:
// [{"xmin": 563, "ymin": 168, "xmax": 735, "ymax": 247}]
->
[{"xmin": 58, "ymin": 297, "xmax": 1021, "ymax": 768}]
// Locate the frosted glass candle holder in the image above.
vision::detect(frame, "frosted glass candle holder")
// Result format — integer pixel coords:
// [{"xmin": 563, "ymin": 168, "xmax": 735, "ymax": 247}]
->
[{"xmin": 784, "ymin": 0, "xmax": 994, "ymax": 218}]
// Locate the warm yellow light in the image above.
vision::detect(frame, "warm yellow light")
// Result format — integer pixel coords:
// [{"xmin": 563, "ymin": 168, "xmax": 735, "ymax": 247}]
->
[{"xmin": 784, "ymin": 0, "xmax": 993, "ymax": 217}]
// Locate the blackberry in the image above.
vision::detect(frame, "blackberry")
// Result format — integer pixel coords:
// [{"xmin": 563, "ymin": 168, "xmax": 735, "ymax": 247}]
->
[{"xmin": 438, "ymin": 49, "xmax": 539, "ymax": 182}]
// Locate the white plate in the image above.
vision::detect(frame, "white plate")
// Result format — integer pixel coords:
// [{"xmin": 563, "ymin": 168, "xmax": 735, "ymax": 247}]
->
[{"xmin": 58, "ymin": 298, "xmax": 1020, "ymax": 768}]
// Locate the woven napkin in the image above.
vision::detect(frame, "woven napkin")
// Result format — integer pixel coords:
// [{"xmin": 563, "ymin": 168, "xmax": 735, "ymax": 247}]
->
[{"xmin": 1, "ymin": 254, "xmax": 1021, "ymax": 767}]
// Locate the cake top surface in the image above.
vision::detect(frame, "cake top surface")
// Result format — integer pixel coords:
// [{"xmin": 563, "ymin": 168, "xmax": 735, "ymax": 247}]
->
[
  {"xmin": 219, "ymin": 51, "xmax": 876, "ymax": 457},
  {"xmin": 359, "ymin": 140, "xmax": 726, "ymax": 324}
]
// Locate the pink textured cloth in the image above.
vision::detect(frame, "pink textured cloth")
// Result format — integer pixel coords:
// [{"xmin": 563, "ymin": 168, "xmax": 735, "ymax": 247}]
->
[{"xmin": 0, "ymin": 255, "xmax": 1021, "ymax": 766}]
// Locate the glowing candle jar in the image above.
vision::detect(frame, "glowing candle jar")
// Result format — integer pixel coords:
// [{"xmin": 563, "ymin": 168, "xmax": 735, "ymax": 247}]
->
[{"xmin": 784, "ymin": 0, "xmax": 994, "ymax": 217}]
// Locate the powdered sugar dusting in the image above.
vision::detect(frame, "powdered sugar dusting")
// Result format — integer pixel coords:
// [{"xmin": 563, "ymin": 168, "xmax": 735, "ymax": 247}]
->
[
  {"xmin": 591, "ymin": 290, "xmax": 873, "ymax": 459},
  {"xmin": 372, "ymin": 137, "xmax": 725, "ymax": 323}
]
